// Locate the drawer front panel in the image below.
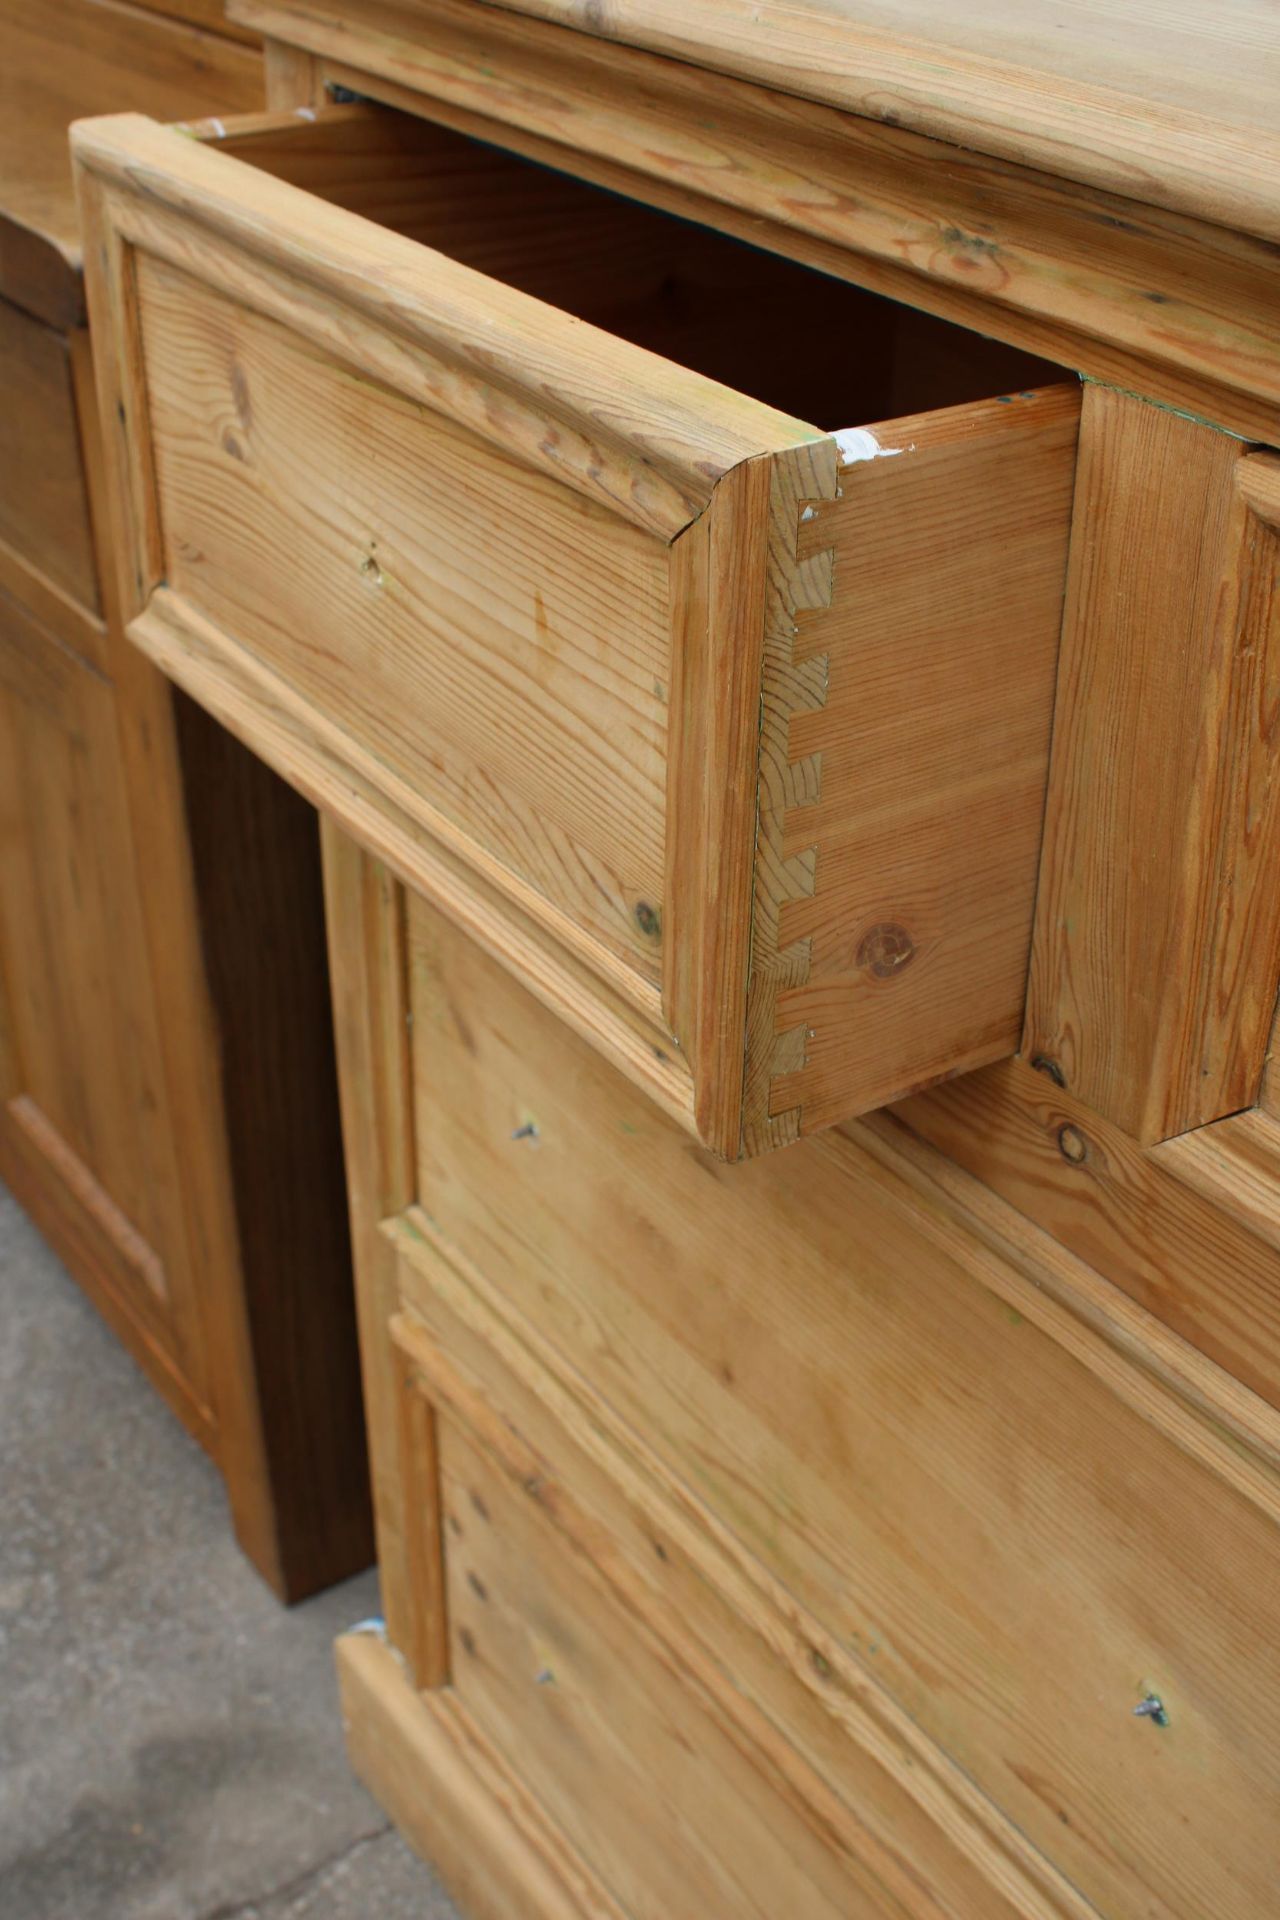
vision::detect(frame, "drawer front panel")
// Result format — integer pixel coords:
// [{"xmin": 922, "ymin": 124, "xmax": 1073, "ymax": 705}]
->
[
  {"xmin": 138, "ymin": 251, "xmax": 671, "ymax": 982},
  {"xmin": 436, "ymin": 1409, "xmax": 877, "ymax": 1920},
  {"xmin": 403, "ymin": 895, "xmax": 1280, "ymax": 1920}
]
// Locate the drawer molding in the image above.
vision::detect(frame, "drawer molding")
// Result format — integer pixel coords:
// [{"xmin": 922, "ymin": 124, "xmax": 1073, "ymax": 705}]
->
[
  {"xmin": 130, "ymin": 586, "xmax": 697, "ymax": 1127},
  {"xmin": 385, "ymin": 1216, "xmax": 1100, "ymax": 1920},
  {"xmin": 338, "ymin": 1633, "xmax": 629, "ymax": 1920},
  {"xmin": 76, "ymin": 105, "xmax": 1079, "ymax": 1156},
  {"xmin": 865, "ymin": 1106, "xmax": 1280, "ymax": 1515}
]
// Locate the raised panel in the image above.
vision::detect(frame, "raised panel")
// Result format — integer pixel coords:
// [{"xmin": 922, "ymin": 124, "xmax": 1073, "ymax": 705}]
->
[
  {"xmin": 0, "ymin": 588, "xmax": 196, "ymax": 1378},
  {"xmin": 0, "ymin": 299, "xmax": 99, "ymax": 622},
  {"xmin": 403, "ymin": 894, "xmax": 1280, "ymax": 1920}
]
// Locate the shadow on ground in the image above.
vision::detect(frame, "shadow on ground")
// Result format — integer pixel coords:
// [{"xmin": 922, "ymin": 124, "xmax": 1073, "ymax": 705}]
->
[{"xmin": 0, "ymin": 1186, "xmax": 459, "ymax": 1919}]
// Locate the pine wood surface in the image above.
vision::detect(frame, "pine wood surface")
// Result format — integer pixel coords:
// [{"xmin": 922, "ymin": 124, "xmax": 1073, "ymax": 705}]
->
[
  {"xmin": 1024, "ymin": 390, "xmax": 1280, "ymax": 1144},
  {"xmin": 137, "ymin": 249, "xmax": 672, "ymax": 982},
  {"xmin": 435, "ymin": 1401, "xmax": 908, "ymax": 1920},
  {"xmin": 897, "ymin": 1058, "xmax": 1280, "ymax": 1415},
  {"xmin": 0, "ymin": 0, "xmax": 261, "ymax": 326},
  {"xmin": 234, "ymin": 0, "xmax": 1280, "ymax": 441},
  {"xmin": 73, "ymin": 110, "xmax": 824, "ymax": 541},
  {"xmin": 467, "ymin": 0, "xmax": 1280, "ymax": 242},
  {"xmin": 0, "ymin": 585, "xmax": 213, "ymax": 1408},
  {"xmin": 0, "ymin": 4, "xmax": 374, "ymax": 1596},
  {"xmin": 326, "ymin": 881, "xmax": 1280, "ymax": 1920},
  {"xmin": 120, "ymin": 7, "xmax": 1280, "ymax": 1913},
  {"xmin": 133, "ymin": 0, "xmax": 258, "ymax": 42},
  {"xmin": 0, "ymin": 301, "xmax": 101, "ymax": 622},
  {"xmin": 75, "ymin": 99, "xmax": 1083, "ymax": 1151},
  {"xmin": 761, "ymin": 386, "xmax": 1078, "ymax": 1145},
  {"xmin": 401, "ymin": 904, "xmax": 1280, "ymax": 1920},
  {"xmin": 388, "ymin": 1286, "xmax": 1015, "ymax": 1920},
  {"xmin": 338, "ymin": 1633, "xmax": 630, "ymax": 1920}
]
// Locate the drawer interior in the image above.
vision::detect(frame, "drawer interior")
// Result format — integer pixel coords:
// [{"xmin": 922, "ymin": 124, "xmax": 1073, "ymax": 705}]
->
[
  {"xmin": 206, "ymin": 102, "xmax": 1069, "ymax": 429},
  {"xmin": 80, "ymin": 100, "xmax": 1079, "ymax": 1151}
]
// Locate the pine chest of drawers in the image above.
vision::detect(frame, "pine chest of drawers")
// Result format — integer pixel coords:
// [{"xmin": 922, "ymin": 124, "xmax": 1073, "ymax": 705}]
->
[{"xmin": 72, "ymin": 1, "xmax": 1280, "ymax": 1913}]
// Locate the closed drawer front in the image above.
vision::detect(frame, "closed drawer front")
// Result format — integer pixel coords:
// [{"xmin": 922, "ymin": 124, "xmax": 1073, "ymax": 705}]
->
[
  {"xmin": 74, "ymin": 101, "xmax": 1079, "ymax": 1156},
  {"xmin": 394, "ymin": 898, "xmax": 1280, "ymax": 1920}
]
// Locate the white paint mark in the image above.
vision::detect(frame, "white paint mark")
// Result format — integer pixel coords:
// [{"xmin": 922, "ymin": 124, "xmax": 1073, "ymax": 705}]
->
[
  {"xmin": 800, "ymin": 505, "xmax": 817, "ymax": 521},
  {"xmin": 209, "ymin": 117, "xmax": 227, "ymax": 139},
  {"xmin": 295, "ymin": 105, "xmax": 317, "ymax": 121},
  {"xmin": 834, "ymin": 426, "xmax": 906, "ymax": 465}
]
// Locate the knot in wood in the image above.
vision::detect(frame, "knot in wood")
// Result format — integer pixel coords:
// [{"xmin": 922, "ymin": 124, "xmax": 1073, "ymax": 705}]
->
[{"xmin": 856, "ymin": 923, "xmax": 916, "ymax": 978}]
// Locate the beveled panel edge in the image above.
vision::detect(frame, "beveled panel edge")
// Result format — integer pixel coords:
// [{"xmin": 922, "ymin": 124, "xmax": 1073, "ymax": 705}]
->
[
  {"xmin": 338, "ymin": 1631, "xmax": 631, "ymax": 1920},
  {"xmin": 129, "ymin": 589, "xmax": 698, "ymax": 1135},
  {"xmin": 70, "ymin": 110, "xmax": 827, "ymax": 542},
  {"xmin": 384, "ymin": 1207, "xmax": 1109, "ymax": 1920}
]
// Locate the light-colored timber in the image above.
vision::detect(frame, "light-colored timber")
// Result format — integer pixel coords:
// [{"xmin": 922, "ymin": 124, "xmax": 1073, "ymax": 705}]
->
[
  {"xmin": 0, "ymin": 0, "xmax": 261, "ymax": 327},
  {"xmin": 74, "ymin": 100, "xmax": 1080, "ymax": 1155},
  {"xmin": 231, "ymin": 0, "xmax": 1280, "ymax": 442},
  {"xmin": 1025, "ymin": 394, "xmax": 1280, "ymax": 1143},
  {"xmin": 0, "ymin": 0, "xmax": 372, "ymax": 1601},
  {"xmin": 461, "ymin": 0, "xmax": 1280, "ymax": 243},
  {"xmin": 71, "ymin": 4, "xmax": 1280, "ymax": 1914},
  {"xmin": 331, "ymin": 878, "xmax": 1280, "ymax": 1920}
]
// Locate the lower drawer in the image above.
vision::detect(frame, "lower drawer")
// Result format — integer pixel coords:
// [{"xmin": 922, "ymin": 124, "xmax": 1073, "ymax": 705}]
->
[{"xmin": 387, "ymin": 894, "xmax": 1280, "ymax": 1920}]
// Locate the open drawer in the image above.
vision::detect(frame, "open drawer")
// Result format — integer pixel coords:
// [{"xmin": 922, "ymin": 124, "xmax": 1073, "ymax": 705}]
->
[{"xmin": 73, "ymin": 102, "xmax": 1080, "ymax": 1158}]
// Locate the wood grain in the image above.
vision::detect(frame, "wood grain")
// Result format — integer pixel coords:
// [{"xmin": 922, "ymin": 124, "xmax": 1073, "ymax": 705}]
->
[
  {"xmin": 0, "ymin": 587, "xmax": 204, "ymax": 1375},
  {"xmin": 1025, "ymin": 388, "xmax": 1280, "ymax": 1143},
  {"xmin": 466, "ymin": 0, "xmax": 1280, "ymax": 241},
  {"xmin": 338, "ymin": 1632, "xmax": 630, "ymax": 1920},
  {"xmin": 0, "ymin": 0, "xmax": 261, "ymax": 326},
  {"xmin": 235, "ymin": 0, "xmax": 1280, "ymax": 440},
  {"xmin": 392, "ymin": 1337, "xmax": 450, "ymax": 1689},
  {"xmin": 1153, "ymin": 1107, "xmax": 1280, "ymax": 1257},
  {"xmin": 0, "ymin": 1094, "xmax": 215, "ymax": 1448},
  {"xmin": 0, "ymin": 300, "xmax": 99, "ymax": 619},
  {"xmin": 77, "ymin": 99, "xmax": 1100, "ymax": 1151},
  {"xmin": 391, "ymin": 1277, "xmax": 1012, "ymax": 1920},
  {"xmin": 404, "ymin": 897, "xmax": 1280, "ymax": 1920},
  {"xmin": 433, "ymin": 1385, "xmax": 910, "ymax": 1920},
  {"xmin": 183, "ymin": 100, "xmax": 957, "ymax": 414},
  {"xmin": 67, "ymin": 320, "xmax": 371, "ymax": 1600},
  {"xmin": 137, "ymin": 249, "xmax": 671, "ymax": 983},
  {"xmin": 763, "ymin": 387, "xmax": 1079, "ymax": 1144},
  {"xmin": 133, "ymin": 587, "xmax": 695, "ymax": 1125},
  {"xmin": 898, "ymin": 1057, "xmax": 1280, "ymax": 1412},
  {"xmin": 134, "ymin": 0, "xmax": 258, "ymax": 43},
  {"xmin": 72, "ymin": 110, "xmax": 825, "ymax": 540},
  {"xmin": 321, "ymin": 826, "xmax": 420, "ymax": 1647}
]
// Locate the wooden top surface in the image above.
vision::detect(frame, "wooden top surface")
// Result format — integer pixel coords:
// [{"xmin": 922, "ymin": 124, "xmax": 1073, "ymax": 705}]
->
[
  {"xmin": 447, "ymin": 0, "xmax": 1280, "ymax": 242},
  {"xmin": 0, "ymin": 0, "xmax": 260, "ymax": 324}
]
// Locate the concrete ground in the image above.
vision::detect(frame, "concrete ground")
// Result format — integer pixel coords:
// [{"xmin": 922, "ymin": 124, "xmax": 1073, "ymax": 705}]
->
[{"xmin": 0, "ymin": 1184, "xmax": 461, "ymax": 1920}]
